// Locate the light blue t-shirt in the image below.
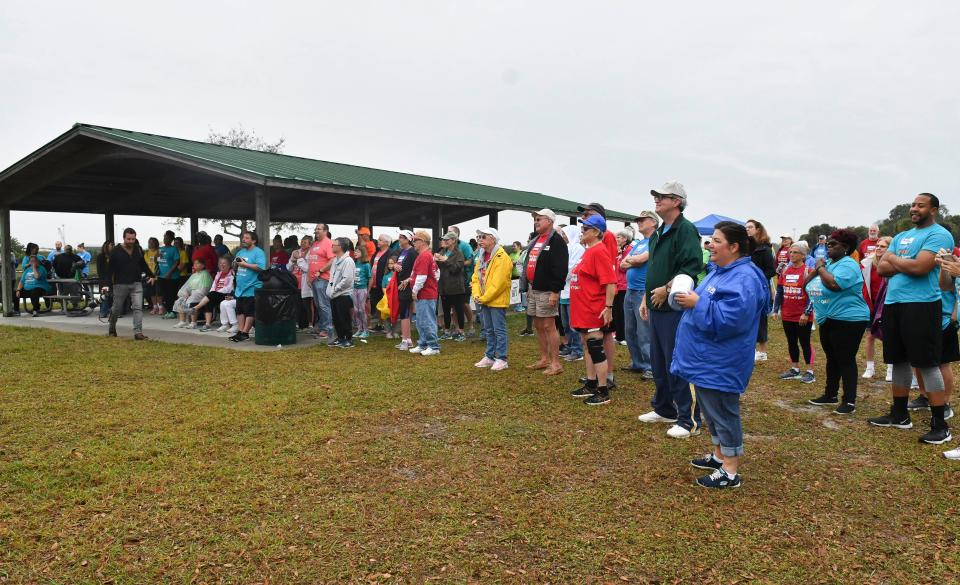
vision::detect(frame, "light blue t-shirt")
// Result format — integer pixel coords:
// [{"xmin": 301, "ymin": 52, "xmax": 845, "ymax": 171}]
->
[
  {"xmin": 942, "ymin": 289, "xmax": 957, "ymax": 330},
  {"xmin": 157, "ymin": 245, "xmax": 180, "ymax": 279},
  {"xmin": 77, "ymin": 250, "xmax": 91, "ymax": 276},
  {"xmin": 812, "ymin": 243, "xmax": 828, "ymax": 262},
  {"xmin": 234, "ymin": 246, "xmax": 267, "ymax": 298},
  {"xmin": 625, "ymin": 238, "xmax": 650, "ymax": 291},
  {"xmin": 805, "ymin": 256, "xmax": 869, "ymax": 324},
  {"xmin": 885, "ymin": 224, "xmax": 955, "ymax": 305}
]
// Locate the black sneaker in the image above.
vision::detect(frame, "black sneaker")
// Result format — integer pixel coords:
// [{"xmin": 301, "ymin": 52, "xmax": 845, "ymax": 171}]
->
[
  {"xmin": 919, "ymin": 426, "xmax": 953, "ymax": 445},
  {"xmin": 907, "ymin": 396, "xmax": 931, "ymax": 411},
  {"xmin": 696, "ymin": 469, "xmax": 741, "ymax": 489},
  {"xmin": 328, "ymin": 339, "xmax": 344, "ymax": 348},
  {"xmin": 690, "ymin": 453, "xmax": 724, "ymax": 471},
  {"xmin": 571, "ymin": 385, "xmax": 595, "ymax": 399},
  {"xmin": 834, "ymin": 403, "xmax": 856, "ymax": 415},
  {"xmin": 518, "ymin": 329, "xmax": 534, "ymax": 337},
  {"xmin": 340, "ymin": 340, "xmax": 355, "ymax": 349},
  {"xmin": 808, "ymin": 394, "xmax": 838, "ymax": 406},
  {"xmin": 578, "ymin": 376, "xmax": 616, "ymax": 390},
  {"xmin": 584, "ymin": 390, "xmax": 611, "ymax": 406},
  {"xmin": 867, "ymin": 412, "xmax": 912, "ymax": 429}
]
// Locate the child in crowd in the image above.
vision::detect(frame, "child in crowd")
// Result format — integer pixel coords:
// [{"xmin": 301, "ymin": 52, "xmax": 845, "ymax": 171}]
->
[
  {"xmin": 352, "ymin": 246, "xmax": 372, "ymax": 338},
  {"xmin": 382, "ymin": 256, "xmax": 397, "ymax": 338}
]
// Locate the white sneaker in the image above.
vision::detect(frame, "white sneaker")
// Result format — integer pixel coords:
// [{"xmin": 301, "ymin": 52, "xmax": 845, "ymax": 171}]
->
[
  {"xmin": 885, "ymin": 364, "xmax": 893, "ymax": 382},
  {"xmin": 945, "ymin": 446, "xmax": 960, "ymax": 460},
  {"xmin": 666, "ymin": 424, "xmax": 695, "ymax": 439},
  {"xmin": 217, "ymin": 324, "xmax": 230, "ymax": 332},
  {"xmin": 173, "ymin": 321, "xmax": 185, "ymax": 328},
  {"xmin": 946, "ymin": 405, "xmax": 955, "ymax": 420},
  {"xmin": 754, "ymin": 351, "xmax": 768, "ymax": 362},
  {"xmin": 491, "ymin": 359, "xmax": 509, "ymax": 371},
  {"xmin": 862, "ymin": 364, "xmax": 875, "ymax": 379},
  {"xmin": 421, "ymin": 348, "xmax": 440, "ymax": 356},
  {"xmin": 397, "ymin": 341, "xmax": 412, "ymax": 351},
  {"xmin": 409, "ymin": 346, "xmax": 424, "ymax": 354},
  {"xmin": 186, "ymin": 323, "xmax": 196, "ymax": 330},
  {"xmin": 227, "ymin": 325, "xmax": 238, "ymax": 334},
  {"xmin": 475, "ymin": 356, "xmax": 495, "ymax": 368},
  {"xmin": 637, "ymin": 411, "xmax": 678, "ymax": 424}
]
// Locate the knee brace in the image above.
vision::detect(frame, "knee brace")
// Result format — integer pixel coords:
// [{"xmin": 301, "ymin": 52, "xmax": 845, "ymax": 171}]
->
[
  {"xmin": 919, "ymin": 366, "xmax": 945, "ymax": 393},
  {"xmin": 587, "ymin": 337, "xmax": 606, "ymax": 364},
  {"xmin": 891, "ymin": 363, "xmax": 913, "ymax": 388}
]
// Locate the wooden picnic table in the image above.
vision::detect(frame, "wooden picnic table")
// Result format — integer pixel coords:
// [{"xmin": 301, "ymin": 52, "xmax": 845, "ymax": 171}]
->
[{"xmin": 46, "ymin": 277, "xmax": 95, "ymax": 316}]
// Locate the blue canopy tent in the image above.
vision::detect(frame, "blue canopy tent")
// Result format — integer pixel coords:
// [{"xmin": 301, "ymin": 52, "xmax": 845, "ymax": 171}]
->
[{"xmin": 692, "ymin": 214, "xmax": 745, "ymax": 236}]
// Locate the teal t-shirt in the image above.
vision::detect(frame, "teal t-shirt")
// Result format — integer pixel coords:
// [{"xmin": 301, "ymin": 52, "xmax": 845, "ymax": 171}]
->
[
  {"xmin": 381, "ymin": 272, "xmax": 393, "ymax": 289},
  {"xmin": 354, "ymin": 262, "xmax": 371, "ymax": 289},
  {"xmin": 458, "ymin": 240, "xmax": 474, "ymax": 283},
  {"xmin": 942, "ymin": 289, "xmax": 957, "ymax": 330},
  {"xmin": 157, "ymin": 245, "xmax": 180, "ymax": 279},
  {"xmin": 234, "ymin": 246, "xmax": 267, "ymax": 298},
  {"xmin": 805, "ymin": 256, "xmax": 869, "ymax": 324},
  {"xmin": 20, "ymin": 265, "xmax": 49, "ymax": 291},
  {"xmin": 886, "ymin": 224, "xmax": 955, "ymax": 304}
]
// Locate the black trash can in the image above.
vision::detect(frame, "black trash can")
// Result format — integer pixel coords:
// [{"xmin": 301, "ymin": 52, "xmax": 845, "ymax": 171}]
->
[{"xmin": 254, "ymin": 288, "xmax": 299, "ymax": 346}]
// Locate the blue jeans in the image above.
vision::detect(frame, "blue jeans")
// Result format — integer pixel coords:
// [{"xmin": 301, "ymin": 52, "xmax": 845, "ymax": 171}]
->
[
  {"xmin": 312, "ymin": 279, "xmax": 333, "ymax": 335},
  {"xmin": 99, "ymin": 290, "xmax": 113, "ymax": 318},
  {"xmin": 559, "ymin": 302, "xmax": 582, "ymax": 355},
  {"xmin": 480, "ymin": 305, "xmax": 508, "ymax": 360},
  {"xmin": 695, "ymin": 386, "xmax": 744, "ymax": 457},
  {"xmin": 415, "ymin": 299, "xmax": 439, "ymax": 350},
  {"xmin": 623, "ymin": 289, "xmax": 651, "ymax": 370},
  {"xmin": 649, "ymin": 309, "xmax": 701, "ymax": 430}
]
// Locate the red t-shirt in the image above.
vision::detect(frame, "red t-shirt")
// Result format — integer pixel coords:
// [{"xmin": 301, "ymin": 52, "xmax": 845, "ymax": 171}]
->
[
  {"xmin": 779, "ymin": 264, "xmax": 811, "ymax": 322},
  {"xmin": 191, "ymin": 244, "xmax": 219, "ymax": 276},
  {"xmin": 570, "ymin": 243, "xmax": 616, "ymax": 329},
  {"xmin": 525, "ymin": 233, "xmax": 549, "ymax": 282},
  {"xmin": 615, "ymin": 246, "xmax": 629, "ymax": 291},
  {"xmin": 775, "ymin": 246, "xmax": 790, "ymax": 275},
  {"xmin": 602, "ymin": 230, "xmax": 618, "ymax": 269},
  {"xmin": 858, "ymin": 238, "xmax": 879, "ymax": 260},
  {"xmin": 411, "ymin": 251, "xmax": 439, "ymax": 300},
  {"xmin": 270, "ymin": 248, "xmax": 290, "ymax": 268}
]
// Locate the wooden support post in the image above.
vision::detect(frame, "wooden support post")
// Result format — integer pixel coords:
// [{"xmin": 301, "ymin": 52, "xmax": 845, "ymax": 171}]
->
[
  {"xmin": 189, "ymin": 217, "xmax": 200, "ymax": 243},
  {"xmin": 488, "ymin": 211, "xmax": 499, "ymax": 230},
  {"xmin": 569, "ymin": 215, "xmax": 577, "ymax": 225},
  {"xmin": 1, "ymin": 207, "xmax": 13, "ymax": 317},
  {"xmin": 360, "ymin": 199, "xmax": 370, "ymax": 232},
  {"xmin": 255, "ymin": 186, "xmax": 270, "ymax": 251},
  {"xmin": 104, "ymin": 213, "xmax": 115, "ymax": 243}
]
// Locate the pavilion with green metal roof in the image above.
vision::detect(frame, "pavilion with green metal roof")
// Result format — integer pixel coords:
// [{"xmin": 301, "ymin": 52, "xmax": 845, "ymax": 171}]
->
[{"xmin": 0, "ymin": 123, "xmax": 635, "ymax": 316}]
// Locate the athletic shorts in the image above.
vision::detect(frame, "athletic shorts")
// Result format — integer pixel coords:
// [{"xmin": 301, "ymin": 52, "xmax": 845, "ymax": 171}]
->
[
  {"xmin": 526, "ymin": 289, "xmax": 559, "ymax": 318},
  {"xmin": 940, "ymin": 322, "xmax": 960, "ymax": 365},
  {"xmin": 236, "ymin": 296, "xmax": 255, "ymax": 317},
  {"xmin": 882, "ymin": 301, "xmax": 942, "ymax": 368},
  {"xmin": 398, "ymin": 298, "xmax": 412, "ymax": 319}
]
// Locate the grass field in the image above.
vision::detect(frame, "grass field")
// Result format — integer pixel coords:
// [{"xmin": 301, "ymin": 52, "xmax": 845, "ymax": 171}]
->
[{"xmin": 1, "ymin": 317, "xmax": 958, "ymax": 584}]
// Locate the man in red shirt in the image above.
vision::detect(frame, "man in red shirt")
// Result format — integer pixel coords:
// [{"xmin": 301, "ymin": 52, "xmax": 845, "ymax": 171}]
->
[
  {"xmin": 577, "ymin": 202, "xmax": 619, "ymax": 387},
  {"xmin": 858, "ymin": 224, "xmax": 880, "ymax": 259},
  {"xmin": 569, "ymin": 214, "xmax": 617, "ymax": 405},
  {"xmin": 409, "ymin": 230, "xmax": 441, "ymax": 356},
  {"xmin": 308, "ymin": 223, "xmax": 335, "ymax": 338},
  {"xmin": 191, "ymin": 232, "xmax": 219, "ymax": 276},
  {"xmin": 520, "ymin": 208, "xmax": 569, "ymax": 375}
]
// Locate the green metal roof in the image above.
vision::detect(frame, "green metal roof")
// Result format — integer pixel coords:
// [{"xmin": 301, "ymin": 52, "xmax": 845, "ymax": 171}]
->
[{"xmin": 65, "ymin": 123, "xmax": 634, "ymax": 221}]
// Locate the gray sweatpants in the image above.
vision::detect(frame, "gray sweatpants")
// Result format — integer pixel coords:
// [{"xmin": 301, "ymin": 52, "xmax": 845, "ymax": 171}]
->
[{"xmin": 109, "ymin": 282, "xmax": 144, "ymax": 335}]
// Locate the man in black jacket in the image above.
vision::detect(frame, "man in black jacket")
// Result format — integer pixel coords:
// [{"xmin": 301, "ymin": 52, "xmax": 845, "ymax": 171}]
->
[
  {"xmin": 520, "ymin": 208, "xmax": 569, "ymax": 375},
  {"xmin": 104, "ymin": 227, "xmax": 156, "ymax": 340}
]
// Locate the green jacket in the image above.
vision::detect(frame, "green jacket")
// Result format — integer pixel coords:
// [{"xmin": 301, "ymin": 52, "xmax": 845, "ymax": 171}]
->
[{"xmin": 645, "ymin": 213, "xmax": 703, "ymax": 312}]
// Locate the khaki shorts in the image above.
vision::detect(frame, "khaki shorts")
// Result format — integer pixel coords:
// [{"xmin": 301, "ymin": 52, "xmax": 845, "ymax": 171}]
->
[{"xmin": 526, "ymin": 289, "xmax": 559, "ymax": 318}]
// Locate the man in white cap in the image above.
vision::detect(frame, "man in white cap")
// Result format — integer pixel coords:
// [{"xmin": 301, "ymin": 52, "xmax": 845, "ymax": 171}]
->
[
  {"xmin": 638, "ymin": 180, "xmax": 704, "ymax": 439},
  {"xmin": 519, "ymin": 208, "xmax": 569, "ymax": 375},
  {"xmin": 471, "ymin": 227, "xmax": 512, "ymax": 371}
]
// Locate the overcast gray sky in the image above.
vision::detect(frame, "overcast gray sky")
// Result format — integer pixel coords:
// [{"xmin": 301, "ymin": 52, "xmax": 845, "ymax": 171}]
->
[{"xmin": 2, "ymin": 1, "xmax": 958, "ymax": 247}]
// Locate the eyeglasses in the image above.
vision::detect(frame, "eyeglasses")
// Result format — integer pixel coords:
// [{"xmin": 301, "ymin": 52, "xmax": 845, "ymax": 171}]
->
[{"xmin": 652, "ymin": 194, "xmax": 677, "ymax": 202}]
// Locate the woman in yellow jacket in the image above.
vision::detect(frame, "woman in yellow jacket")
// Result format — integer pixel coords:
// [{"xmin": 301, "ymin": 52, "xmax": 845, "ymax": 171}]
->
[{"xmin": 472, "ymin": 227, "xmax": 513, "ymax": 371}]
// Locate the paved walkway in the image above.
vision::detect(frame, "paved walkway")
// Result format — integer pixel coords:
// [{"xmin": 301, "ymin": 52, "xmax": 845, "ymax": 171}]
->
[{"xmin": 0, "ymin": 310, "xmax": 326, "ymax": 352}]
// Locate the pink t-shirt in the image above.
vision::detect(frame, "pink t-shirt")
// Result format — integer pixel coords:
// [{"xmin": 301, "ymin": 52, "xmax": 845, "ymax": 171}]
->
[{"xmin": 306, "ymin": 238, "xmax": 334, "ymax": 282}]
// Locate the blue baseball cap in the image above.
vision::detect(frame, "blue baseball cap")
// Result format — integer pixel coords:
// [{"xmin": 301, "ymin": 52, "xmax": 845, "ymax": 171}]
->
[{"xmin": 578, "ymin": 214, "xmax": 607, "ymax": 233}]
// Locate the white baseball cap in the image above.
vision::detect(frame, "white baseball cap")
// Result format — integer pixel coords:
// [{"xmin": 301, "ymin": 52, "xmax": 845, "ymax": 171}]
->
[
  {"xmin": 534, "ymin": 208, "xmax": 556, "ymax": 223},
  {"xmin": 476, "ymin": 227, "xmax": 500, "ymax": 242},
  {"xmin": 651, "ymin": 180, "xmax": 688, "ymax": 204},
  {"xmin": 398, "ymin": 230, "xmax": 415, "ymax": 242}
]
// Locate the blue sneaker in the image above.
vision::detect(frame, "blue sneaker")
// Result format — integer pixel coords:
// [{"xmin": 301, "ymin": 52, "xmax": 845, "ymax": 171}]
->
[
  {"xmin": 696, "ymin": 468, "xmax": 741, "ymax": 489},
  {"xmin": 690, "ymin": 453, "xmax": 724, "ymax": 471}
]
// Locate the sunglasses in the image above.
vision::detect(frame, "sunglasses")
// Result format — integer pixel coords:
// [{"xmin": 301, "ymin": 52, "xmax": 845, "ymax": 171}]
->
[{"xmin": 652, "ymin": 194, "xmax": 677, "ymax": 202}]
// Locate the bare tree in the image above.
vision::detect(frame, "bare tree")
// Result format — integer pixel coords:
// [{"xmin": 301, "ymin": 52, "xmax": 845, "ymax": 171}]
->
[{"xmin": 166, "ymin": 126, "xmax": 305, "ymax": 239}]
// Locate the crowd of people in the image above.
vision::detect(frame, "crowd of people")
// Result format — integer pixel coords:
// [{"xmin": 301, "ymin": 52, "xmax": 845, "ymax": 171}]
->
[{"xmin": 9, "ymin": 186, "xmax": 960, "ymax": 483}]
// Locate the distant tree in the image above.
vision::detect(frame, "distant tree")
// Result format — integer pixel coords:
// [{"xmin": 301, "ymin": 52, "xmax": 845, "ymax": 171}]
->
[
  {"xmin": 799, "ymin": 223, "xmax": 837, "ymax": 248},
  {"xmin": 166, "ymin": 126, "xmax": 304, "ymax": 239},
  {"xmin": 11, "ymin": 237, "xmax": 24, "ymax": 258}
]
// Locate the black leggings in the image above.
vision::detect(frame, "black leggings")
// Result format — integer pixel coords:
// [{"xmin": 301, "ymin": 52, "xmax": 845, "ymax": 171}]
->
[
  {"xmin": 330, "ymin": 295, "xmax": 354, "ymax": 340},
  {"xmin": 442, "ymin": 293, "xmax": 467, "ymax": 329},
  {"xmin": 299, "ymin": 297, "xmax": 313, "ymax": 329},
  {"xmin": 159, "ymin": 278, "xmax": 178, "ymax": 312},
  {"xmin": 18, "ymin": 288, "xmax": 44, "ymax": 312},
  {"xmin": 782, "ymin": 320, "xmax": 813, "ymax": 365},
  {"xmin": 819, "ymin": 319, "xmax": 868, "ymax": 403}
]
